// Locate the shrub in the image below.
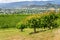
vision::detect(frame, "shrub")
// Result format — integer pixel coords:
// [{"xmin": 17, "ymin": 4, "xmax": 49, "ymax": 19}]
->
[
  {"xmin": 19, "ymin": 24, "xmax": 26, "ymax": 32},
  {"xmin": 16, "ymin": 21, "xmax": 27, "ymax": 32},
  {"xmin": 0, "ymin": 24, "xmax": 9, "ymax": 29}
]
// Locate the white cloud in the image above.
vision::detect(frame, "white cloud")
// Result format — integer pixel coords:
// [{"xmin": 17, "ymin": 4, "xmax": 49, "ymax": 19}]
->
[
  {"xmin": 0, "ymin": 0, "xmax": 51, "ymax": 3},
  {"xmin": 0, "ymin": 0, "xmax": 21, "ymax": 3},
  {"xmin": 42, "ymin": 0, "xmax": 48, "ymax": 1},
  {"xmin": 34, "ymin": 0, "xmax": 49, "ymax": 1}
]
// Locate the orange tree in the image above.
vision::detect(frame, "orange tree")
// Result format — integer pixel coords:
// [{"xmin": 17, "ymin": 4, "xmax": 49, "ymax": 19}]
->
[
  {"xmin": 17, "ymin": 11, "xmax": 59, "ymax": 33},
  {"xmin": 26, "ymin": 12, "xmax": 58, "ymax": 33}
]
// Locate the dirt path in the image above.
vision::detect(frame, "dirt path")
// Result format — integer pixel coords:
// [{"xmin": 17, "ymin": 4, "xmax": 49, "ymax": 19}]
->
[{"xmin": 53, "ymin": 29, "xmax": 60, "ymax": 40}]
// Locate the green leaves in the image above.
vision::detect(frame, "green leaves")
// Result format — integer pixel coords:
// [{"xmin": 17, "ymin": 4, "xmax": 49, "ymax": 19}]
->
[
  {"xmin": 17, "ymin": 11, "xmax": 59, "ymax": 32},
  {"xmin": 27, "ymin": 13, "xmax": 59, "ymax": 29}
]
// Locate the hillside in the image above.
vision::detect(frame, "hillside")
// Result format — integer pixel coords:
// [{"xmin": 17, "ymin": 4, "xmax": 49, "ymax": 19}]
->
[{"xmin": 0, "ymin": 1, "xmax": 59, "ymax": 8}]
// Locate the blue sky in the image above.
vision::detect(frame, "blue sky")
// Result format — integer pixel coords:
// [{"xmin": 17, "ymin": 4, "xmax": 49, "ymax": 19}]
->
[{"xmin": 0, "ymin": 0, "xmax": 59, "ymax": 3}]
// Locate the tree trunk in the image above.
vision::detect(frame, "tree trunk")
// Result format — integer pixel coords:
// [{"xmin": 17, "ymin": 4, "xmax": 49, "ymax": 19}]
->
[
  {"xmin": 34, "ymin": 27, "xmax": 36, "ymax": 33},
  {"xmin": 21, "ymin": 29, "xmax": 23, "ymax": 32},
  {"xmin": 48, "ymin": 27, "xmax": 51, "ymax": 30}
]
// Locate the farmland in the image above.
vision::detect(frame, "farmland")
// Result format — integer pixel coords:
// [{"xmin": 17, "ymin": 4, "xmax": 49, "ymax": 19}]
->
[
  {"xmin": 0, "ymin": 14, "xmax": 29, "ymax": 28},
  {"xmin": 0, "ymin": 11, "xmax": 60, "ymax": 40},
  {"xmin": 0, "ymin": 1, "xmax": 60, "ymax": 40}
]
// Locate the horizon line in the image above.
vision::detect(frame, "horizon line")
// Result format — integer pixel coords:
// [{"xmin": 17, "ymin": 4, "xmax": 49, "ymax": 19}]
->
[{"xmin": 0, "ymin": 1, "xmax": 54, "ymax": 3}]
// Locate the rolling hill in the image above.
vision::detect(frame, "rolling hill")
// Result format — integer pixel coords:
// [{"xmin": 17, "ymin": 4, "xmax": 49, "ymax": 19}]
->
[{"xmin": 0, "ymin": 1, "xmax": 59, "ymax": 9}]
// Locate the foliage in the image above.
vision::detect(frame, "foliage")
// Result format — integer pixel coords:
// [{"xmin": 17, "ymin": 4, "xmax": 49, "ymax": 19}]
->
[
  {"xmin": 0, "ymin": 11, "xmax": 59, "ymax": 30},
  {"xmin": 0, "ymin": 14, "xmax": 28, "ymax": 29},
  {"xmin": 40, "ymin": 13, "xmax": 58, "ymax": 29},
  {"xmin": 22, "ymin": 11, "xmax": 59, "ymax": 32}
]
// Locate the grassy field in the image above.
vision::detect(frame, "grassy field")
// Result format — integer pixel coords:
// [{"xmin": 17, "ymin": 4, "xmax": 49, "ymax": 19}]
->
[
  {"xmin": 0, "ymin": 13, "xmax": 60, "ymax": 40},
  {"xmin": 0, "ymin": 28, "xmax": 60, "ymax": 40},
  {"xmin": 0, "ymin": 28, "xmax": 56, "ymax": 40}
]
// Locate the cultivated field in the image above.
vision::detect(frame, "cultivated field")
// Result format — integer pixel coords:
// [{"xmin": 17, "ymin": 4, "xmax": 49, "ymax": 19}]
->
[{"xmin": 0, "ymin": 12, "xmax": 60, "ymax": 40}]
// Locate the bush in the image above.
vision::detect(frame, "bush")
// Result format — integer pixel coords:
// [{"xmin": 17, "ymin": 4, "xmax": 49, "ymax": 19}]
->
[
  {"xmin": 19, "ymin": 24, "xmax": 26, "ymax": 32},
  {"xmin": 0, "ymin": 24, "xmax": 9, "ymax": 29},
  {"xmin": 16, "ymin": 21, "xmax": 27, "ymax": 32}
]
